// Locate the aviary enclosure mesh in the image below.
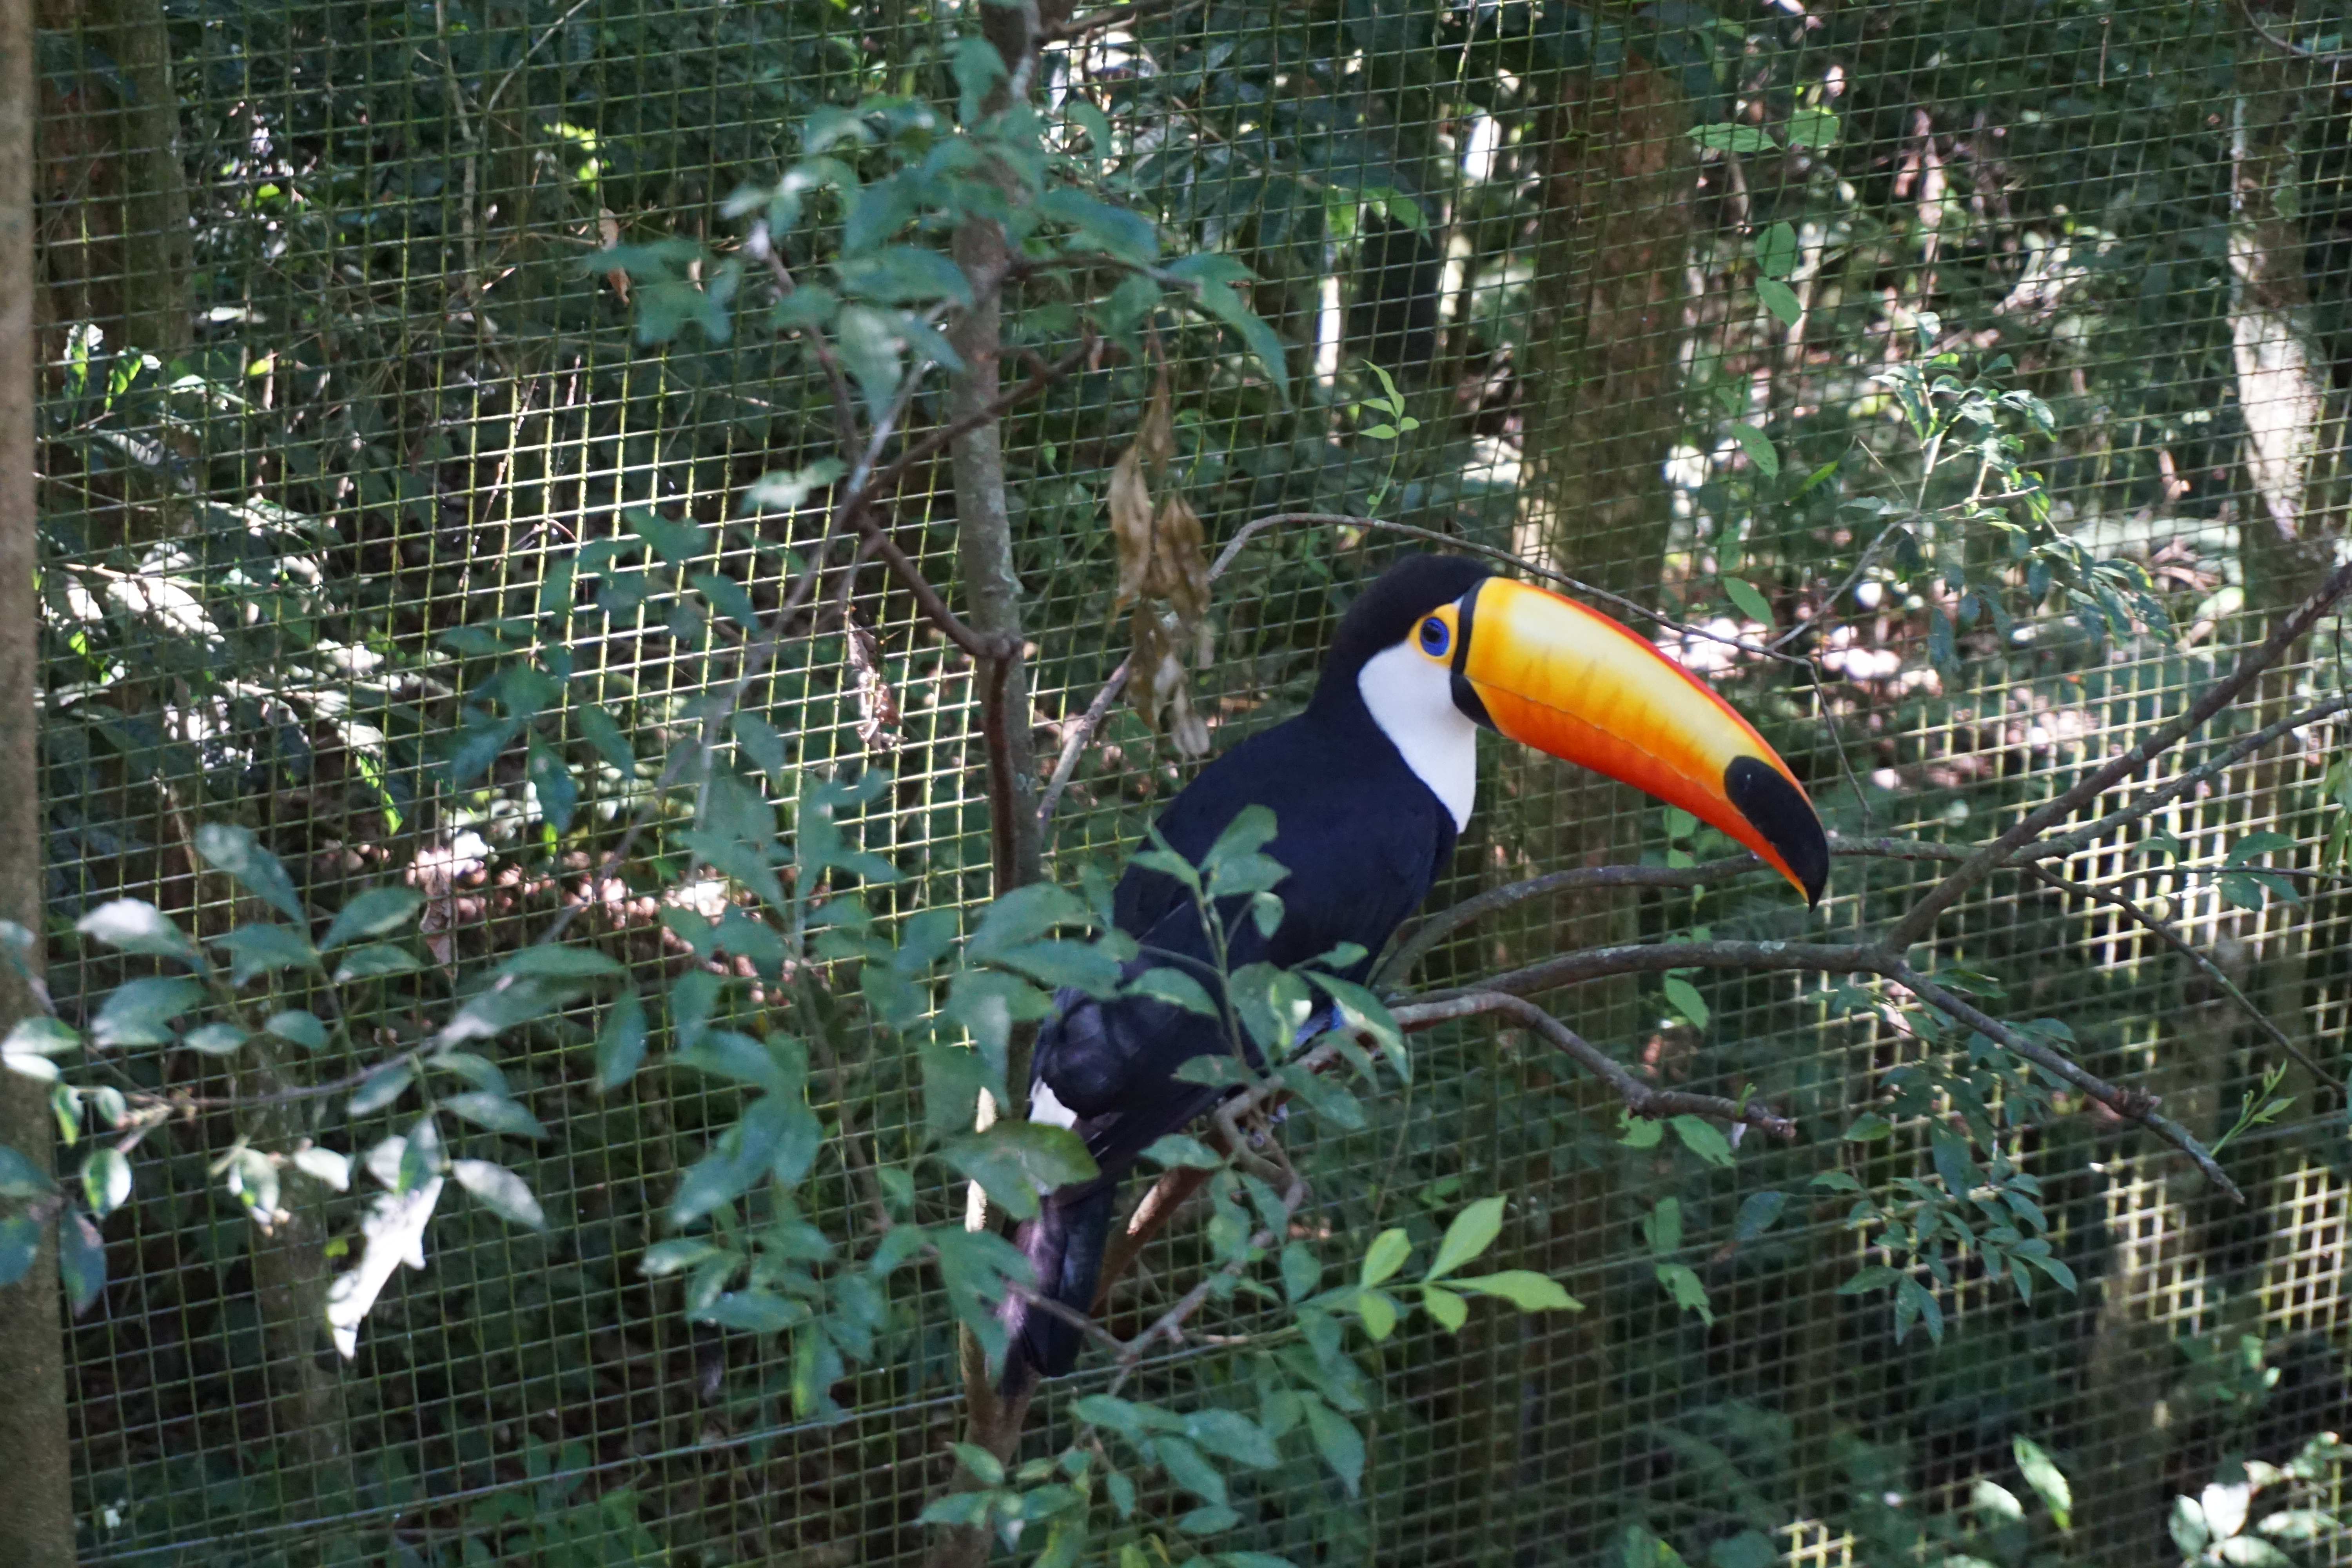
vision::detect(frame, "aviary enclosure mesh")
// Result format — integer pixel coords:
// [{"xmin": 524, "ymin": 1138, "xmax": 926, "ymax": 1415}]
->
[{"xmin": 25, "ymin": 0, "xmax": 2352, "ymax": 1562}]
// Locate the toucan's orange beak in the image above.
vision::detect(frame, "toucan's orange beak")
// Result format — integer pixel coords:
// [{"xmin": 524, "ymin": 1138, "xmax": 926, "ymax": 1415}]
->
[{"xmin": 1441, "ymin": 577, "xmax": 1828, "ymax": 904}]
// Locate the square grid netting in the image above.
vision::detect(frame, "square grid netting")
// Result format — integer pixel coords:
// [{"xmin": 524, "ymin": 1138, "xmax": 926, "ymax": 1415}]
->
[{"xmin": 23, "ymin": 0, "xmax": 2350, "ymax": 1563}]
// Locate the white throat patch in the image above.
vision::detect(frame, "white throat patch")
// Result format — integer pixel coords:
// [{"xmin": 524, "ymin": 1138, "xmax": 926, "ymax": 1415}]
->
[{"xmin": 1356, "ymin": 641, "xmax": 1478, "ymax": 831}]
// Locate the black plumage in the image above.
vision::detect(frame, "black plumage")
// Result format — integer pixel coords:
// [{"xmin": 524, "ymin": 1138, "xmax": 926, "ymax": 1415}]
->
[{"xmin": 1003, "ymin": 556, "xmax": 1493, "ymax": 1387}]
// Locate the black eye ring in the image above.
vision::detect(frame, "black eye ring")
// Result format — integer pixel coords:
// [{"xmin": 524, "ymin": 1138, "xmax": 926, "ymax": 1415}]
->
[{"xmin": 1418, "ymin": 616, "xmax": 1450, "ymax": 657}]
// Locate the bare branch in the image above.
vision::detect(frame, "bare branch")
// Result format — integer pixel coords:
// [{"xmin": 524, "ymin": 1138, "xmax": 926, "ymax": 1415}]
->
[
  {"xmin": 1046, "ymin": 0, "xmax": 1204, "ymax": 41},
  {"xmin": 1427, "ymin": 938, "xmax": 1890, "ymax": 1004},
  {"xmin": 1890, "ymin": 559, "xmax": 2352, "ymax": 949},
  {"xmin": 1036, "ymin": 658, "xmax": 1130, "ymax": 824},
  {"xmin": 1394, "ymin": 991, "xmax": 1799, "ymax": 1137},
  {"xmin": 1377, "ymin": 857, "xmax": 1757, "ymax": 989},
  {"xmin": 2026, "ymin": 695, "xmax": 2352, "ymax": 866}
]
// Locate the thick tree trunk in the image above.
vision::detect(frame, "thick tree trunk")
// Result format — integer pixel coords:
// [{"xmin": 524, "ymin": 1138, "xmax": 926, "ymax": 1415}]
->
[
  {"xmin": 1494, "ymin": 41, "xmax": 1695, "ymax": 1562},
  {"xmin": 0, "ymin": 0, "xmax": 77, "ymax": 1550}
]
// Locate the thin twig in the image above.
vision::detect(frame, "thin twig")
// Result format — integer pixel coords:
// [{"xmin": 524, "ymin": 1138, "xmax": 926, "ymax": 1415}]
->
[
  {"xmin": 1425, "ymin": 938, "xmax": 1891, "ymax": 1005},
  {"xmin": 1036, "ymin": 658, "xmax": 1130, "ymax": 824},
  {"xmin": 2237, "ymin": 0, "xmax": 2352, "ymax": 64},
  {"xmin": 1046, "ymin": 0, "xmax": 1205, "ymax": 41},
  {"xmin": 1770, "ymin": 512, "xmax": 1914, "ymax": 651},
  {"xmin": 1889, "ymin": 559, "xmax": 2352, "ymax": 949},
  {"xmin": 1209, "ymin": 513, "xmax": 1812, "ymax": 666},
  {"xmin": 481, "ymin": 0, "xmax": 601, "ymax": 116},
  {"xmin": 2020, "ymin": 862, "xmax": 2344, "ymax": 1093},
  {"xmin": 2027, "ymin": 695, "xmax": 2352, "ymax": 866},
  {"xmin": 1888, "ymin": 964, "xmax": 2244, "ymax": 1203}
]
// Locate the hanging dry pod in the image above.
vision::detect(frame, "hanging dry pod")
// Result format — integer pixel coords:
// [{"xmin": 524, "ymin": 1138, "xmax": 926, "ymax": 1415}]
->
[{"xmin": 1105, "ymin": 366, "xmax": 1214, "ymax": 756}]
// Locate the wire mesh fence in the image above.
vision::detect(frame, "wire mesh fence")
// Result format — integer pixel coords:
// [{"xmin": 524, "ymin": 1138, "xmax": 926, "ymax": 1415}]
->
[{"xmin": 18, "ymin": 0, "xmax": 2352, "ymax": 1564}]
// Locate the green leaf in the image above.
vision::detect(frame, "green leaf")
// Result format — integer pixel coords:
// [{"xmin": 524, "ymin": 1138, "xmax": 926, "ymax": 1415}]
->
[
  {"xmin": 1720, "ymin": 578, "xmax": 1775, "ymax": 627},
  {"xmin": 291, "ymin": 1146, "xmax": 350, "ymax": 1191},
  {"xmin": 185, "ymin": 1025, "xmax": 250, "ymax": 1058},
  {"xmin": 441, "ymin": 1092, "xmax": 548, "ymax": 1140},
  {"xmin": 1728, "ymin": 423, "xmax": 1780, "ymax": 479},
  {"xmin": 193, "ymin": 824, "xmax": 307, "ymax": 923},
  {"xmin": 951, "ymin": 1443, "xmax": 1005, "ymax": 1488},
  {"xmin": 1732, "ymin": 1190, "xmax": 1787, "ymax": 1241},
  {"xmin": 1689, "ymin": 123, "xmax": 1777, "ymax": 153},
  {"xmin": 1155, "ymin": 1435, "xmax": 1228, "ymax": 1506},
  {"xmin": 1421, "ymin": 1283, "xmax": 1468, "ymax": 1330},
  {"xmin": 319, "ymin": 887, "xmax": 425, "ymax": 950},
  {"xmin": 56, "ymin": 1209, "xmax": 105, "ymax": 1315},
  {"xmin": 82, "ymin": 1146, "xmax": 132, "ymax": 1218},
  {"xmin": 1141, "ymin": 1134, "xmax": 1223, "ymax": 1170},
  {"xmin": 693, "ymin": 1290, "xmax": 811, "ymax": 1334},
  {"xmin": 90, "ymin": 976, "xmax": 207, "ymax": 1047},
  {"xmin": 1455, "ymin": 1270, "xmax": 1581, "ymax": 1311},
  {"xmin": 596, "ymin": 987, "xmax": 648, "ymax": 1091},
  {"xmin": 1129, "ymin": 965, "xmax": 1218, "ymax": 1016},
  {"xmin": 1756, "ymin": 278, "xmax": 1802, "ymax": 327},
  {"xmin": 0, "ymin": 1214, "xmax": 40, "ymax": 1288},
  {"xmin": 451, "ymin": 1158, "xmax": 548, "ymax": 1229},
  {"xmin": 1784, "ymin": 107, "xmax": 1841, "ymax": 148},
  {"xmin": 438, "ymin": 976, "xmax": 586, "ymax": 1046},
  {"xmin": 335, "ymin": 943, "xmax": 424, "ymax": 983},
  {"xmin": 944, "ymin": 1123, "xmax": 1100, "ymax": 1222},
  {"xmin": 967, "ymin": 882, "xmax": 1093, "ymax": 959},
  {"xmin": 214, "ymin": 923, "xmax": 321, "ymax": 986},
  {"xmin": 497, "ymin": 945, "xmax": 625, "ymax": 979},
  {"xmin": 1643, "ymin": 1196, "xmax": 1684, "ymax": 1255},
  {"xmin": 917, "ymin": 1493, "xmax": 995, "ymax": 1529},
  {"xmin": 1844, "ymin": 1112, "xmax": 1894, "ymax": 1141},
  {"xmin": 1038, "ymin": 188, "xmax": 1160, "ymax": 262},
  {"xmin": 1661, "ymin": 974, "xmax": 1712, "ymax": 1028},
  {"xmin": 945, "ymin": 968, "xmax": 1054, "ymax": 1068},
  {"xmin": 1184, "ymin": 1409, "xmax": 1278, "ymax": 1470},
  {"xmin": 1359, "ymin": 1227, "xmax": 1411, "ymax": 1287},
  {"xmin": 76, "ymin": 900, "xmax": 200, "ymax": 965},
  {"xmin": 2013, "ymin": 1437, "xmax": 2073, "ymax": 1531},
  {"xmin": 836, "ymin": 246, "xmax": 974, "ymax": 307},
  {"xmin": 626, "ymin": 506, "xmax": 707, "ymax": 566},
  {"xmin": 266, "ymin": 1010, "xmax": 327, "ymax": 1049},
  {"xmin": 349, "ymin": 1062, "xmax": 415, "ymax": 1116},
  {"xmin": 1653, "ymin": 1261, "xmax": 1715, "ymax": 1323},
  {"xmin": 676, "ymin": 1029, "xmax": 806, "ymax": 1098},
  {"xmin": 1754, "ymin": 221, "xmax": 1799, "ymax": 279},
  {"xmin": 1166, "ymin": 260, "xmax": 1291, "ymax": 406},
  {"xmin": 1426, "ymin": 1196, "xmax": 1505, "ymax": 1281},
  {"xmin": 0, "ymin": 1142, "xmax": 55, "ymax": 1197},
  {"xmin": 738, "ymin": 457, "xmax": 846, "ymax": 515},
  {"xmin": 1304, "ymin": 1398, "xmax": 1365, "ymax": 1497},
  {"xmin": 1355, "ymin": 1288, "xmax": 1398, "ymax": 1341},
  {"xmin": 1669, "ymin": 1116, "xmax": 1737, "ymax": 1169}
]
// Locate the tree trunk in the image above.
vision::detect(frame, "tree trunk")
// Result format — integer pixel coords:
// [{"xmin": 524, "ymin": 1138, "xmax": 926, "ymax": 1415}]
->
[
  {"xmin": 0, "ymin": 0, "xmax": 77, "ymax": 1548},
  {"xmin": 927, "ymin": 13, "xmax": 1067, "ymax": 1564},
  {"xmin": 1498, "ymin": 39, "xmax": 1695, "ymax": 1562}
]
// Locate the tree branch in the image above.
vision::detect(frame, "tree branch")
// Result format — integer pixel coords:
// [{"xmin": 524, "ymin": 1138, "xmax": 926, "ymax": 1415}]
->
[
  {"xmin": 1428, "ymin": 939, "xmax": 1891, "ymax": 1004},
  {"xmin": 1392, "ymin": 991, "xmax": 1798, "ymax": 1137},
  {"xmin": 1887, "ymin": 962, "xmax": 2244, "ymax": 1202},
  {"xmin": 2019, "ymin": 862, "xmax": 2344, "ymax": 1093},
  {"xmin": 1889, "ymin": 559, "xmax": 2352, "ymax": 949}
]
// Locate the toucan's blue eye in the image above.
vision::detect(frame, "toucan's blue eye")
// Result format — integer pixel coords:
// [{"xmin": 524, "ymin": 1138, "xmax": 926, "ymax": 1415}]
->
[{"xmin": 1418, "ymin": 616, "xmax": 1450, "ymax": 657}]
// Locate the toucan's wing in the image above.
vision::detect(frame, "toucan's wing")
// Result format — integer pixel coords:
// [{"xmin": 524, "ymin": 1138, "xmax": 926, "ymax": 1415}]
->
[{"xmin": 1039, "ymin": 712, "xmax": 1454, "ymax": 1138}]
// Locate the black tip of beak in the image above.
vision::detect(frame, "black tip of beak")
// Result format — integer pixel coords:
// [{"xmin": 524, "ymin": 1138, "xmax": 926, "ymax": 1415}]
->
[{"xmin": 1724, "ymin": 757, "xmax": 1829, "ymax": 907}]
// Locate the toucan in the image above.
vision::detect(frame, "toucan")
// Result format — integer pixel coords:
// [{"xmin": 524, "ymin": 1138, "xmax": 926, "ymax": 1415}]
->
[{"xmin": 1001, "ymin": 553, "xmax": 1826, "ymax": 1387}]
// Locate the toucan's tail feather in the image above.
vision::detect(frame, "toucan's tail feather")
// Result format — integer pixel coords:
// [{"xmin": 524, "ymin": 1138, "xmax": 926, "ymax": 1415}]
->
[{"xmin": 1000, "ymin": 1184, "xmax": 1118, "ymax": 1395}]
